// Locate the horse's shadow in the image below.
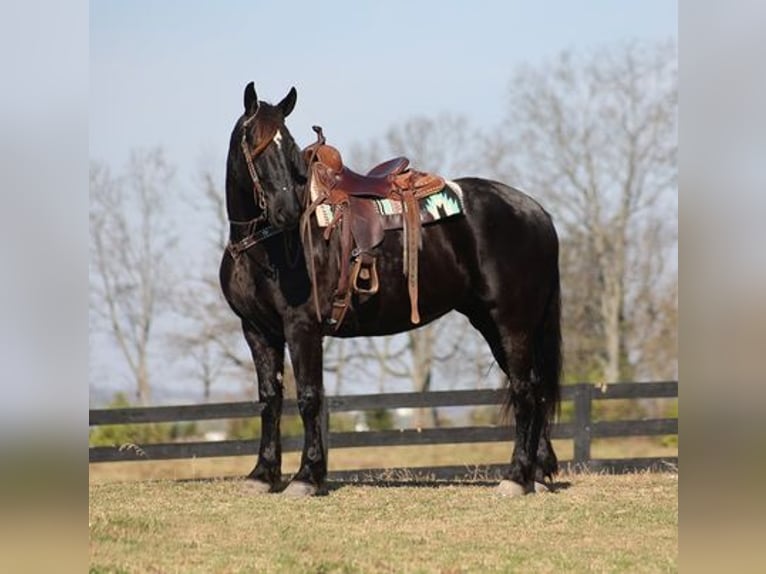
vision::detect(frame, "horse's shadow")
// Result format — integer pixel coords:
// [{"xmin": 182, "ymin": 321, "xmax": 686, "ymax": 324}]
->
[
  {"xmin": 178, "ymin": 475, "xmax": 573, "ymax": 495},
  {"xmin": 322, "ymin": 479, "xmax": 573, "ymax": 494}
]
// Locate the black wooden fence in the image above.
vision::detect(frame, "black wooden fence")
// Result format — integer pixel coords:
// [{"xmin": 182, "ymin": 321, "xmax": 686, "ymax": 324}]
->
[{"xmin": 89, "ymin": 381, "xmax": 678, "ymax": 480}]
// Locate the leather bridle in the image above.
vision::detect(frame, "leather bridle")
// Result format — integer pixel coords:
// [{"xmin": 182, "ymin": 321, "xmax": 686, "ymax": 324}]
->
[
  {"xmin": 226, "ymin": 111, "xmax": 285, "ymax": 257},
  {"xmin": 240, "ymin": 111, "xmax": 274, "ymax": 221}
]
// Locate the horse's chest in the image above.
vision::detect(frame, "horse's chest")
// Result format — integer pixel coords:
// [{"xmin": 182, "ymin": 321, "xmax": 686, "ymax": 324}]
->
[{"xmin": 221, "ymin": 256, "xmax": 276, "ymax": 316}]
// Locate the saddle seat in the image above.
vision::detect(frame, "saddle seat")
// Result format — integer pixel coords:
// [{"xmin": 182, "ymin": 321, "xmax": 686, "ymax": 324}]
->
[
  {"xmin": 315, "ymin": 142, "xmax": 409, "ymax": 179},
  {"xmin": 313, "ymin": 144, "xmax": 442, "ymax": 200},
  {"xmin": 367, "ymin": 156, "xmax": 410, "ymax": 178}
]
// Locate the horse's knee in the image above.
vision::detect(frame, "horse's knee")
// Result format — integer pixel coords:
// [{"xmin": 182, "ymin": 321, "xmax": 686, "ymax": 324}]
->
[
  {"xmin": 297, "ymin": 385, "xmax": 321, "ymax": 417},
  {"xmin": 260, "ymin": 373, "xmax": 284, "ymax": 400}
]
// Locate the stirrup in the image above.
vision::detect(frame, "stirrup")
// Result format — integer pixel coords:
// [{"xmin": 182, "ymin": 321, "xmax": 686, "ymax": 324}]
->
[{"xmin": 350, "ymin": 251, "xmax": 379, "ymax": 295}]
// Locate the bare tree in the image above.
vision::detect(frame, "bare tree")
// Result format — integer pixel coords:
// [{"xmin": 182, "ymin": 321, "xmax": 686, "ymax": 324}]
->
[
  {"xmin": 625, "ymin": 220, "xmax": 678, "ymax": 381},
  {"xmin": 494, "ymin": 41, "xmax": 678, "ymax": 382},
  {"xmin": 89, "ymin": 149, "xmax": 177, "ymax": 405},
  {"xmin": 351, "ymin": 113, "xmax": 485, "ymax": 177},
  {"xmin": 347, "ymin": 114, "xmax": 492, "ymax": 424},
  {"xmin": 169, "ymin": 167, "xmax": 256, "ymax": 400},
  {"xmin": 171, "ymin": 167, "xmax": 306, "ymax": 401}
]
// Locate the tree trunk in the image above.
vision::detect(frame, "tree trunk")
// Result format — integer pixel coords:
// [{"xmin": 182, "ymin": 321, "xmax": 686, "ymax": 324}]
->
[
  {"xmin": 602, "ymin": 288, "xmax": 622, "ymax": 383},
  {"xmin": 411, "ymin": 327, "xmax": 437, "ymax": 428},
  {"xmin": 137, "ymin": 355, "xmax": 151, "ymax": 406}
]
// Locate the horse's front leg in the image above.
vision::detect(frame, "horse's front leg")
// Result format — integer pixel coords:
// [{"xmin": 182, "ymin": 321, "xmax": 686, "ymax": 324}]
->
[
  {"xmin": 282, "ymin": 318, "xmax": 326, "ymax": 497},
  {"xmin": 242, "ymin": 322, "xmax": 285, "ymax": 493}
]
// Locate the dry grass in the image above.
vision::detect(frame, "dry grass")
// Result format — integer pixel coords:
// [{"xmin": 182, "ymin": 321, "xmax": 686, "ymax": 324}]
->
[
  {"xmin": 89, "ymin": 471, "xmax": 677, "ymax": 573},
  {"xmin": 89, "ymin": 437, "xmax": 677, "ymax": 484}
]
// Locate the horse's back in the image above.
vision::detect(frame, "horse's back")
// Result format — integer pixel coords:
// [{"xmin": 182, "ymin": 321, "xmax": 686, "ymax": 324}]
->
[
  {"xmin": 456, "ymin": 177, "xmax": 556, "ymax": 240},
  {"xmin": 456, "ymin": 177, "xmax": 557, "ymax": 262}
]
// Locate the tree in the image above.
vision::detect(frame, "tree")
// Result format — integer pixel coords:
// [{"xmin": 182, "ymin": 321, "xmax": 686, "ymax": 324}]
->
[
  {"xmin": 494, "ymin": 41, "xmax": 678, "ymax": 382},
  {"xmin": 347, "ymin": 114, "xmax": 496, "ymax": 425},
  {"xmin": 169, "ymin": 168, "xmax": 250, "ymax": 400},
  {"xmin": 89, "ymin": 149, "xmax": 178, "ymax": 405},
  {"xmin": 350, "ymin": 113, "xmax": 485, "ymax": 178},
  {"xmin": 625, "ymin": 220, "xmax": 678, "ymax": 380},
  {"xmin": 172, "ymin": 167, "xmax": 302, "ymax": 401}
]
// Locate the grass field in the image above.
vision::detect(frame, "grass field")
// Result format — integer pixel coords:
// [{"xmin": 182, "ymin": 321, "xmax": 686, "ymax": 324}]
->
[
  {"xmin": 90, "ymin": 438, "xmax": 677, "ymax": 572},
  {"xmin": 89, "ymin": 471, "xmax": 677, "ymax": 573}
]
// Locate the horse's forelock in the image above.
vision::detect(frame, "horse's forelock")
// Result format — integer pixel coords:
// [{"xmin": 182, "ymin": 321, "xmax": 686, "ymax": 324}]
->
[{"xmin": 251, "ymin": 104, "xmax": 283, "ymax": 143}]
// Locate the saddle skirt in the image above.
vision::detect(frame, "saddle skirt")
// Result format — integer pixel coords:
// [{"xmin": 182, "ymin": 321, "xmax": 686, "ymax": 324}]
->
[{"xmin": 311, "ymin": 179, "xmax": 464, "ymax": 231}]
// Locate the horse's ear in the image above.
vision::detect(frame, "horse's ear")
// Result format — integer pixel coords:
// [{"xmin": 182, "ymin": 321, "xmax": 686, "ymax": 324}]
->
[
  {"xmin": 278, "ymin": 87, "xmax": 297, "ymax": 117},
  {"xmin": 244, "ymin": 82, "xmax": 258, "ymax": 116}
]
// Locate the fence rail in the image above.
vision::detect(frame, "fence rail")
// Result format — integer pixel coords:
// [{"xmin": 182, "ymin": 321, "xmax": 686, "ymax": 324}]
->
[{"xmin": 89, "ymin": 381, "xmax": 678, "ymax": 477}]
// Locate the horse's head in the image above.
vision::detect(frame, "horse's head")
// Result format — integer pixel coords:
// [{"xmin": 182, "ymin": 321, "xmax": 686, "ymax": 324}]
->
[{"xmin": 226, "ymin": 82, "xmax": 306, "ymax": 230}]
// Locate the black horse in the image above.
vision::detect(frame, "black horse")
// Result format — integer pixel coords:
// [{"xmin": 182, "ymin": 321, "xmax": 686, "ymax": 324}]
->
[{"xmin": 220, "ymin": 83, "xmax": 562, "ymax": 497}]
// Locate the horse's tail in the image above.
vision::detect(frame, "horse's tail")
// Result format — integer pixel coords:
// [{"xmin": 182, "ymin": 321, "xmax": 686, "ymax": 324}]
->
[{"xmin": 534, "ymin": 264, "xmax": 563, "ymax": 423}]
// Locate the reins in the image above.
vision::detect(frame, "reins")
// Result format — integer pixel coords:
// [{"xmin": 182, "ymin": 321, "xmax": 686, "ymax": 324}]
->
[{"xmin": 300, "ymin": 126, "xmax": 329, "ymax": 323}]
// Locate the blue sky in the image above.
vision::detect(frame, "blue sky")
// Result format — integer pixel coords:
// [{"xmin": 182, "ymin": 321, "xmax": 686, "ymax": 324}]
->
[
  {"xmin": 90, "ymin": 0, "xmax": 677, "ymax": 177},
  {"xmin": 89, "ymin": 1, "xmax": 677, "ymax": 402}
]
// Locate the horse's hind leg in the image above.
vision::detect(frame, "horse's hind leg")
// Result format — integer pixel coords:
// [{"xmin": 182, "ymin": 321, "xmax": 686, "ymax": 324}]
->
[
  {"xmin": 497, "ymin": 328, "xmax": 547, "ymax": 496},
  {"xmin": 242, "ymin": 323, "xmax": 285, "ymax": 493},
  {"xmin": 536, "ymin": 426, "xmax": 558, "ymax": 485},
  {"xmin": 460, "ymin": 304, "xmax": 551, "ymax": 495}
]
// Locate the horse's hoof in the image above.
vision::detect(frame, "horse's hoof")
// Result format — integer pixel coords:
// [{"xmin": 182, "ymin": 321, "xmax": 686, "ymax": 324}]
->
[
  {"xmin": 282, "ymin": 481, "xmax": 318, "ymax": 498},
  {"xmin": 242, "ymin": 479, "xmax": 273, "ymax": 494},
  {"xmin": 534, "ymin": 481, "xmax": 551, "ymax": 493},
  {"xmin": 496, "ymin": 480, "xmax": 527, "ymax": 497}
]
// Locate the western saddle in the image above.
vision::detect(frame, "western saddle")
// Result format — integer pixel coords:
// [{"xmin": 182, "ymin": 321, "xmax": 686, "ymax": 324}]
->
[{"xmin": 302, "ymin": 127, "xmax": 446, "ymax": 329}]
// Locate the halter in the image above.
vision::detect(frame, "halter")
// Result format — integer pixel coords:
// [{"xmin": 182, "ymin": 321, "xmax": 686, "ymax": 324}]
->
[
  {"xmin": 227, "ymin": 111, "xmax": 284, "ymax": 257},
  {"xmin": 240, "ymin": 111, "xmax": 273, "ymax": 220}
]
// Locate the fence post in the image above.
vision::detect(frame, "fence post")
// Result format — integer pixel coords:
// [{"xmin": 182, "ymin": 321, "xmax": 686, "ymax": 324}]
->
[{"xmin": 573, "ymin": 383, "xmax": 592, "ymax": 467}]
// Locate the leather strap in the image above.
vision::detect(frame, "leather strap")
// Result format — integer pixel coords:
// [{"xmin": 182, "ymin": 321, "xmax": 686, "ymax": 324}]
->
[
  {"xmin": 401, "ymin": 188, "xmax": 422, "ymax": 324},
  {"xmin": 329, "ymin": 203, "xmax": 355, "ymax": 327}
]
